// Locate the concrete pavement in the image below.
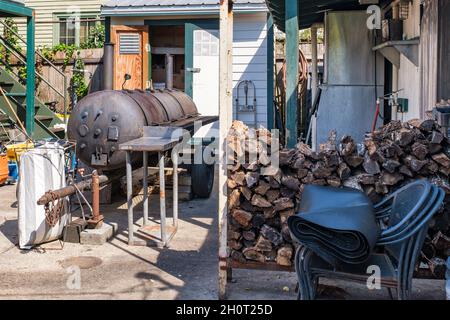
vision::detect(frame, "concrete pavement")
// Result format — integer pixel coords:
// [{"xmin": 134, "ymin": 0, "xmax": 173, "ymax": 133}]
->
[{"xmin": 0, "ymin": 178, "xmax": 445, "ymax": 300}]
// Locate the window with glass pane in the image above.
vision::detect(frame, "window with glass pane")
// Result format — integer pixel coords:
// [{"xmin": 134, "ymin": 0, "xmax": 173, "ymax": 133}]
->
[
  {"xmin": 80, "ymin": 20, "xmax": 98, "ymax": 45},
  {"xmin": 59, "ymin": 18, "xmax": 76, "ymax": 45},
  {"xmin": 57, "ymin": 16, "xmax": 103, "ymax": 46}
]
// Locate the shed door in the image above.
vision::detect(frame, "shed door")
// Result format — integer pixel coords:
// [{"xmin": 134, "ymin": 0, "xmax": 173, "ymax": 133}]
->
[
  {"xmin": 112, "ymin": 26, "xmax": 149, "ymax": 90},
  {"xmin": 192, "ymin": 29, "xmax": 219, "ymax": 116}
]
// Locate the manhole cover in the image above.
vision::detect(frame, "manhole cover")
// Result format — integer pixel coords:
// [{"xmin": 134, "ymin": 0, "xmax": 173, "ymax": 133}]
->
[{"xmin": 59, "ymin": 256, "xmax": 103, "ymax": 269}]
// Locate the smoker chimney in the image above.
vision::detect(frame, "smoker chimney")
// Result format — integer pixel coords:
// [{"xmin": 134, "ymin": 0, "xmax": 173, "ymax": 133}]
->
[
  {"xmin": 165, "ymin": 54, "xmax": 174, "ymax": 90},
  {"xmin": 103, "ymin": 43, "xmax": 114, "ymax": 90}
]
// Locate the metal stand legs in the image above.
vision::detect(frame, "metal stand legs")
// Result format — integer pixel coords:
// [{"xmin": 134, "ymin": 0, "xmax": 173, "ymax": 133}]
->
[{"xmin": 126, "ymin": 150, "xmax": 178, "ymax": 247}]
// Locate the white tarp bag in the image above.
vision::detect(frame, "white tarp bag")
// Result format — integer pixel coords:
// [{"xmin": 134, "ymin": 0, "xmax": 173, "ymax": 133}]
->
[{"xmin": 18, "ymin": 143, "xmax": 69, "ymax": 249}]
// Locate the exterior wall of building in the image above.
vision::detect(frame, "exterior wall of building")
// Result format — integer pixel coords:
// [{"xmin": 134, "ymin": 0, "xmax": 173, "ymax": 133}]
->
[
  {"xmin": 233, "ymin": 12, "xmax": 268, "ymax": 128},
  {"xmin": 3, "ymin": 0, "xmax": 104, "ymax": 47}
]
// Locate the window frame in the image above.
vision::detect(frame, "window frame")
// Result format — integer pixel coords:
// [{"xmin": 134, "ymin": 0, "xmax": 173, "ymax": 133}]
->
[{"xmin": 53, "ymin": 12, "xmax": 101, "ymax": 47}]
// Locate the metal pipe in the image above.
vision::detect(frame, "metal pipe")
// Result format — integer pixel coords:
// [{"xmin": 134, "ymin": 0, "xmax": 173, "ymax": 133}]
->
[
  {"xmin": 92, "ymin": 171, "xmax": 99, "ymax": 217},
  {"xmin": 165, "ymin": 54, "xmax": 174, "ymax": 90},
  {"xmin": 37, "ymin": 175, "xmax": 109, "ymax": 206},
  {"xmin": 103, "ymin": 43, "xmax": 115, "ymax": 90},
  {"xmin": 87, "ymin": 170, "xmax": 104, "ymax": 228}
]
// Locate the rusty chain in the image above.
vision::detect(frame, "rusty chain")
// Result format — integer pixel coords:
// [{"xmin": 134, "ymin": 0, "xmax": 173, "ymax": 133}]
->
[{"xmin": 44, "ymin": 191, "xmax": 64, "ymax": 227}]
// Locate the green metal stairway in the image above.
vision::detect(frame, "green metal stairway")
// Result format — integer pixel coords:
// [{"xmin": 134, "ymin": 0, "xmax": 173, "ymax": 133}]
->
[
  {"xmin": 0, "ymin": 13, "xmax": 67, "ymax": 143},
  {"xmin": 0, "ymin": 66, "xmax": 65, "ymax": 141}
]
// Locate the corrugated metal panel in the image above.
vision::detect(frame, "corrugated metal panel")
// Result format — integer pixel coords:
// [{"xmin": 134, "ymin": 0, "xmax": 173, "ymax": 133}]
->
[
  {"xmin": 437, "ymin": 0, "xmax": 450, "ymax": 103},
  {"xmin": 101, "ymin": 0, "xmax": 267, "ymax": 16},
  {"xmin": 103, "ymin": 0, "xmax": 265, "ymax": 7},
  {"xmin": 316, "ymin": 11, "xmax": 384, "ymax": 148},
  {"xmin": 5, "ymin": 0, "xmax": 25, "ymax": 4},
  {"xmin": 420, "ymin": 0, "xmax": 438, "ymax": 117}
]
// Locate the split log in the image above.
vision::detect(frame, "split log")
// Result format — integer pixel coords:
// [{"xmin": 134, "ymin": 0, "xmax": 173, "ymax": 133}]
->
[
  {"xmin": 243, "ymin": 248, "xmax": 266, "ymax": 263},
  {"xmin": 229, "ymin": 189, "xmax": 241, "ymax": 210},
  {"xmin": 242, "ymin": 230, "xmax": 256, "ymax": 241},
  {"xmin": 432, "ymin": 153, "xmax": 450, "ymax": 167},
  {"xmin": 255, "ymin": 236, "xmax": 272, "ymax": 252},
  {"xmin": 231, "ymin": 209, "xmax": 252, "ymax": 227},
  {"xmin": 273, "ymin": 198, "xmax": 295, "ymax": 212},
  {"xmin": 363, "ymin": 157, "xmax": 381, "ymax": 175},
  {"xmin": 260, "ymin": 225, "xmax": 283, "ymax": 246},
  {"xmin": 255, "ymin": 181, "xmax": 271, "ymax": 195},
  {"xmin": 276, "ymin": 245, "xmax": 294, "ymax": 267},
  {"xmin": 251, "ymin": 194, "xmax": 272, "ymax": 208}
]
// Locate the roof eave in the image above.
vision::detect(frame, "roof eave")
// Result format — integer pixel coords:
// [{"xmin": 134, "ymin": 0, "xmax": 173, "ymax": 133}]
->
[{"xmin": 101, "ymin": 3, "xmax": 268, "ymax": 17}]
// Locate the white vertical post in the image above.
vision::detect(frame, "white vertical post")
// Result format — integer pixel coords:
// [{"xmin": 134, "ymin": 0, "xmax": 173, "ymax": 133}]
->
[
  {"xmin": 172, "ymin": 150, "xmax": 178, "ymax": 227},
  {"xmin": 143, "ymin": 151, "xmax": 148, "ymax": 226},
  {"xmin": 126, "ymin": 151, "xmax": 134, "ymax": 245},
  {"xmin": 159, "ymin": 152, "xmax": 167, "ymax": 245},
  {"xmin": 392, "ymin": 66, "xmax": 398, "ymax": 121},
  {"xmin": 218, "ymin": 0, "xmax": 233, "ymax": 300}
]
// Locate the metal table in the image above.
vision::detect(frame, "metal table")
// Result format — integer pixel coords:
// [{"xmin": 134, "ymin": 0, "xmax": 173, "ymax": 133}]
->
[{"xmin": 119, "ymin": 126, "xmax": 185, "ymax": 247}]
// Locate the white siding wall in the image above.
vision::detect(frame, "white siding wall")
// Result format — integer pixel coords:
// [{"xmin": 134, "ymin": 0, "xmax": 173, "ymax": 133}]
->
[
  {"xmin": 6, "ymin": 0, "xmax": 104, "ymax": 47},
  {"xmin": 233, "ymin": 13, "xmax": 268, "ymax": 128},
  {"xmin": 396, "ymin": 0, "xmax": 421, "ymax": 121}
]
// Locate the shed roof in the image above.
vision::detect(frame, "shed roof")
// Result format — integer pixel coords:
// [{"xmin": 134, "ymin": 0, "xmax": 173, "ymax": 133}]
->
[
  {"xmin": 265, "ymin": 0, "xmax": 367, "ymax": 31},
  {"xmin": 104, "ymin": 0, "xmax": 266, "ymax": 5},
  {"xmin": 102, "ymin": 0, "xmax": 268, "ymax": 16}
]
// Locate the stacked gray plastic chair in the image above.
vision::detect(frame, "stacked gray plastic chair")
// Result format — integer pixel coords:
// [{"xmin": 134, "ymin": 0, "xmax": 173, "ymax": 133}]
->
[{"xmin": 289, "ymin": 180, "xmax": 445, "ymax": 300}]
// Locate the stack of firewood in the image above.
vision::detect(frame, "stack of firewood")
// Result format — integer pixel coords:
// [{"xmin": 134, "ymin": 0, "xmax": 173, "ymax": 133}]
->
[{"xmin": 227, "ymin": 119, "xmax": 450, "ymax": 277}]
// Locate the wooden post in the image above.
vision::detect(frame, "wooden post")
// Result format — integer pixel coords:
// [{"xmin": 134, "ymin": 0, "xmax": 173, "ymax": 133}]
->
[
  {"xmin": 310, "ymin": 24, "xmax": 318, "ymax": 150},
  {"xmin": 218, "ymin": 0, "xmax": 233, "ymax": 300},
  {"xmin": 311, "ymin": 26, "xmax": 318, "ymax": 105},
  {"xmin": 26, "ymin": 11, "xmax": 36, "ymax": 137},
  {"xmin": 285, "ymin": 0, "xmax": 299, "ymax": 148}
]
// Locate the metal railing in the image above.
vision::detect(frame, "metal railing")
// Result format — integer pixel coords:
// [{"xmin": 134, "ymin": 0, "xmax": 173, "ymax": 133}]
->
[{"xmin": 0, "ymin": 19, "xmax": 68, "ymax": 124}]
